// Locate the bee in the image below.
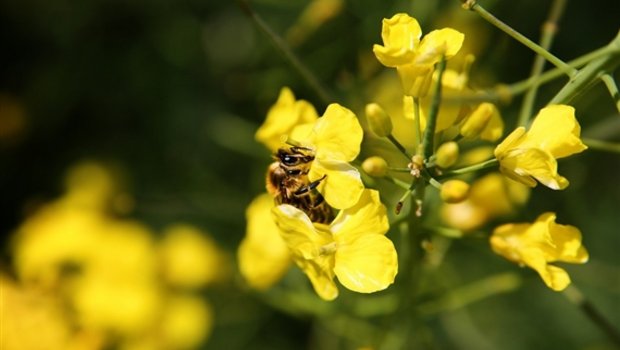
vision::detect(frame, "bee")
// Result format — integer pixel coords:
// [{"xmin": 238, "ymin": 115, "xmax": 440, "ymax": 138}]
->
[{"xmin": 266, "ymin": 146, "xmax": 334, "ymax": 224}]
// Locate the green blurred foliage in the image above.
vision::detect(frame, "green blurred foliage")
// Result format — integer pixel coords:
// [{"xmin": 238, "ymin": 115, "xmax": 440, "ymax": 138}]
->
[{"xmin": 1, "ymin": 0, "xmax": 619, "ymax": 349}]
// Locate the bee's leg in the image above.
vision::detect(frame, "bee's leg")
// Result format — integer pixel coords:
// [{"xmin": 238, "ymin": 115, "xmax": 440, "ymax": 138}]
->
[
  {"xmin": 293, "ymin": 174, "xmax": 327, "ymax": 196},
  {"xmin": 311, "ymin": 192, "xmax": 325, "ymax": 208}
]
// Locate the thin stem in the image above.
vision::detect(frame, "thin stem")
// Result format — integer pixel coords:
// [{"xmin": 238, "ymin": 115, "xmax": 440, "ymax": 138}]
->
[
  {"xmin": 463, "ymin": 0, "xmax": 576, "ymax": 77},
  {"xmin": 387, "ymin": 134, "xmax": 414, "ymax": 160},
  {"xmin": 563, "ymin": 285, "xmax": 620, "ymax": 347},
  {"xmin": 413, "ymin": 96, "xmax": 423, "ymax": 150},
  {"xmin": 517, "ymin": 0, "xmax": 566, "ymax": 127},
  {"xmin": 443, "ymin": 45, "xmax": 617, "ymax": 105},
  {"xmin": 583, "ymin": 138, "xmax": 620, "ymax": 153},
  {"xmin": 422, "ymin": 58, "xmax": 447, "ymax": 160},
  {"xmin": 438, "ymin": 158, "xmax": 499, "ymax": 179},
  {"xmin": 237, "ymin": 0, "xmax": 332, "ymax": 106},
  {"xmin": 600, "ymin": 74, "xmax": 620, "ymax": 113},
  {"xmin": 549, "ymin": 30, "xmax": 620, "ymax": 105}
]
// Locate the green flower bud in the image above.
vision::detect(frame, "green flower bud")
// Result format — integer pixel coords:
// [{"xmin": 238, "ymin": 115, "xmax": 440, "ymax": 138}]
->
[
  {"xmin": 440, "ymin": 180, "xmax": 470, "ymax": 203},
  {"xmin": 365, "ymin": 103, "xmax": 393, "ymax": 137},
  {"xmin": 362, "ymin": 156, "xmax": 388, "ymax": 177},
  {"xmin": 435, "ymin": 141, "xmax": 459, "ymax": 169}
]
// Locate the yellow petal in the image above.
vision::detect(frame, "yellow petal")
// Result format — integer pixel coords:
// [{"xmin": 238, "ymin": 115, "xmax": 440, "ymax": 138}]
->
[
  {"xmin": 499, "ymin": 148, "xmax": 568, "ymax": 190},
  {"xmin": 295, "ymin": 257, "xmax": 338, "ymax": 300},
  {"xmin": 271, "ymin": 204, "xmax": 328, "ymax": 259},
  {"xmin": 238, "ymin": 194, "xmax": 291, "ymax": 290},
  {"xmin": 494, "ymin": 126, "xmax": 526, "ymax": 159},
  {"xmin": 311, "ymin": 103, "xmax": 362, "ymax": 162},
  {"xmin": 255, "ymin": 87, "xmax": 319, "ymax": 151},
  {"xmin": 523, "ymin": 105, "xmax": 587, "ymax": 159},
  {"xmin": 330, "ymin": 189, "xmax": 389, "ymax": 242},
  {"xmin": 334, "ymin": 234, "xmax": 398, "ymax": 293},
  {"xmin": 373, "ymin": 13, "xmax": 422, "ymax": 67},
  {"xmin": 416, "ymin": 28, "xmax": 464, "ymax": 64},
  {"xmin": 541, "ymin": 213, "xmax": 589, "ymax": 263},
  {"xmin": 397, "ymin": 63, "xmax": 434, "ymax": 98},
  {"xmin": 309, "ymin": 159, "xmax": 364, "ymax": 210},
  {"xmin": 537, "ymin": 263, "xmax": 571, "ymax": 291}
]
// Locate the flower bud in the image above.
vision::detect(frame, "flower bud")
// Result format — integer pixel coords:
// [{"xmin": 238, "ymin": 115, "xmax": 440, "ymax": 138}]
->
[
  {"xmin": 440, "ymin": 180, "xmax": 470, "ymax": 203},
  {"xmin": 362, "ymin": 156, "xmax": 388, "ymax": 177},
  {"xmin": 435, "ymin": 141, "xmax": 459, "ymax": 168},
  {"xmin": 460, "ymin": 103, "xmax": 497, "ymax": 138},
  {"xmin": 365, "ymin": 103, "xmax": 393, "ymax": 137}
]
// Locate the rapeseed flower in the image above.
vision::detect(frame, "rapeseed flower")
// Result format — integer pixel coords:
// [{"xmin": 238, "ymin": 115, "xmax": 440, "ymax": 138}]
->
[
  {"xmin": 272, "ymin": 189, "xmax": 397, "ymax": 300},
  {"xmin": 373, "ymin": 13, "xmax": 464, "ymax": 97},
  {"xmin": 490, "ymin": 212, "xmax": 588, "ymax": 291},
  {"xmin": 494, "ymin": 105, "xmax": 587, "ymax": 189}
]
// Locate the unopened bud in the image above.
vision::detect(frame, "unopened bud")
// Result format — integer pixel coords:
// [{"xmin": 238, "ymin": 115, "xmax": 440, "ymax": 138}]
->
[
  {"xmin": 460, "ymin": 103, "xmax": 497, "ymax": 138},
  {"xmin": 440, "ymin": 180, "xmax": 470, "ymax": 203},
  {"xmin": 435, "ymin": 141, "xmax": 460, "ymax": 169},
  {"xmin": 365, "ymin": 103, "xmax": 393, "ymax": 137},
  {"xmin": 362, "ymin": 156, "xmax": 388, "ymax": 177}
]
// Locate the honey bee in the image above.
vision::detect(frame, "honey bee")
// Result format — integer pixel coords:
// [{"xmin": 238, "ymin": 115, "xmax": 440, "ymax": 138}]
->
[{"xmin": 266, "ymin": 146, "xmax": 334, "ymax": 224}]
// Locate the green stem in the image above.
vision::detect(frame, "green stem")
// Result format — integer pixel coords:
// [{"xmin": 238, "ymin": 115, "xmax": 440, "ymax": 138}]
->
[
  {"xmin": 563, "ymin": 285, "xmax": 620, "ymax": 347},
  {"xmin": 422, "ymin": 58, "xmax": 447, "ymax": 160},
  {"xmin": 600, "ymin": 74, "xmax": 620, "ymax": 113},
  {"xmin": 438, "ymin": 158, "xmax": 499, "ymax": 179},
  {"xmin": 413, "ymin": 96, "xmax": 423, "ymax": 150},
  {"xmin": 443, "ymin": 45, "xmax": 616, "ymax": 105},
  {"xmin": 463, "ymin": 0, "xmax": 576, "ymax": 77},
  {"xmin": 583, "ymin": 138, "xmax": 620, "ymax": 153},
  {"xmin": 387, "ymin": 134, "xmax": 414, "ymax": 160},
  {"xmin": 549, "ymin": 30, "xmax": 620, "ymax": 105},
  {"xmin": 517, "ymin": 0, "xmax": 566, "ymax": 127},
  {"xmin": 237, "ymin": 0, "xmax": 332, "ymax": 106}
]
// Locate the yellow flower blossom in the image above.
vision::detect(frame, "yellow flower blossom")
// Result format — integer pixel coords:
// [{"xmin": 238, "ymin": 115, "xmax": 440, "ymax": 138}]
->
[
  {"xmin": 373, "ymin": 13, "xmax": 464, "ymax": 97},
  {"xmin": 272, "ymin": 189, "xmax": 397, "ymax": 300},
  {"xmin": 159, "ymin": 294, "xmax": 213, "ymax": 350},
  {"xmin": 238, "ymin": 194, "xmax": 292, "ymax": 290},
  {"xmin": 295, "ymin": 103, "xmax": 365, "ymax": 209},
  {"xmin": 494, "ymin": 105, "xmax": 587, "ymax": 189},
  {"xmin": 255, "ymin": 87, "xmax": 319, "ymax": 151},
  {"xmin": 490, "ymin": 212, "xmax": 589, "ymax": 291},
  {"xmin": 160, "ymin": 224, "xmax": 230, "ymax": 288},
  {"xmin": 460, "ymin": 102, "xmax": 503, "ymax": 141}
]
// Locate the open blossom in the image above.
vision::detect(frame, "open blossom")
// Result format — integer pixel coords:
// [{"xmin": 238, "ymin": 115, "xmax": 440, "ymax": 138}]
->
[
  {"xmin": 494, "ymin": 104, "xmax": 587, "ymax": 189},
  {"xmin": 373, "ymin": 13, "xmax": 464, "ymax": 97},
  {"xmin": 295, "ymin": 103, "xmax": 364, "ymax": 209},
  {"xmin": 272, "ymin": 189, "xmax": 397, "ymax": 300},
  {"xmin": 490, "ymin": 212, "xmax": 588, "ymax": 291},
  {"xmin": 255, "ymin": 87, "xmax": 319, "ymax": 151}
]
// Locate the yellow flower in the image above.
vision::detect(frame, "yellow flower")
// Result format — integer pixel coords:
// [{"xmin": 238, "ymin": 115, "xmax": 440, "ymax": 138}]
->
[
  {"xmin": 159, "ymin": 294, "xmax": 213, "ymax": 350},
  {"xmin": 494, "ymin": 105, "xmax": 587, "ymax": 189},
  {"xmin": 238, "ymin": 194, "xmax": 292, "ymax": 290},
  {"xmin": 255, "ymin": 87, "xmax": 319, "ymax": 152},
  {"xmin": 460, "ymin": 102, "xmax": 503, "ymax": 141},
  {"xmin": 490, "ymin": 212, "xmax": 588, "ymax": 291},
  {"xmin": 296, "ymin": 103, "xmax": 365, "ymax": 209},
  {"xmin": 272, "ymin": 189, "xmax": 397, "ymax": 300},
  {"xmin": 160, "ymin": 224, "xmax": 230, "ymax": 289},
  {"xmin": 373, "ymin": 13, "xmax": 464, "ymax": 97}
]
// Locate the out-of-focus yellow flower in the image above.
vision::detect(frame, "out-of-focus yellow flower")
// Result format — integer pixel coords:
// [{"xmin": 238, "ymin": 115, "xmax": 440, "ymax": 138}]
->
[
  {"xmin": 365, "ymin": 103, "xmax": 393, "ymax": 137},
  {"xmin": 0, "ymin": 275, "xmax": 72, "ymax": 350},
  {"xmin": 373, "ymin": 13, "xmax": 464, "ymax": 97},
  {"xmin": 238, "ymin": 194, "xmax": 292, "ymax": 290},
  {"xmin": 272, "ymin": 190, "xmax": 397, "ymax": 300},
  {"xmin": 460, "ymin": 102, "xmax": 503, "ymax": 141},
  {"xmin": 287, "ymin": 0, "xmax": 344, "ymax": 45},
  {"xmin": 295, "ymin": 103, "xmax": 365, "ymax": 209},
  {"xmin": 255, "ymin": 87, "xmax": 319, "ymax": 151},
  {"xmin": 494, "ymin": 105, "xmax": 587, "ymax": 189},
  {"xmin": 159, "ymin": 294, "xmax": 213, "ymax": 350},
  {"xmin": 160, "ymin": 224, "xmax": 230, "ymax": 288},
  {"xmin": 490, "ymin": 212, "xmax": 589, "ymax": 291},
  {"xmin": 441, "ymin": 173, "xmax": 530, "ymax": 231},
  {"xmin": 435, "ymin": 141, "xmax": 459, "ymax": 168}
]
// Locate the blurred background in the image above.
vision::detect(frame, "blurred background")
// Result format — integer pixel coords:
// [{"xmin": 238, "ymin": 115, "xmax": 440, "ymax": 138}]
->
[{"xmin": 1, "ymin": 0, "xmax": 619, "ymax": 349}]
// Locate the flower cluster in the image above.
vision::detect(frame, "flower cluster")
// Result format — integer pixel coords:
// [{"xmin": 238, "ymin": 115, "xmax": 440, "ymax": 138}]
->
[
  {"xmin": 5, "ymin": 162, "xmax": 226, "ymax": 349},
  {"xmin": 239, "ymin": 87, "xmax": 398, "ymax": 300}
]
